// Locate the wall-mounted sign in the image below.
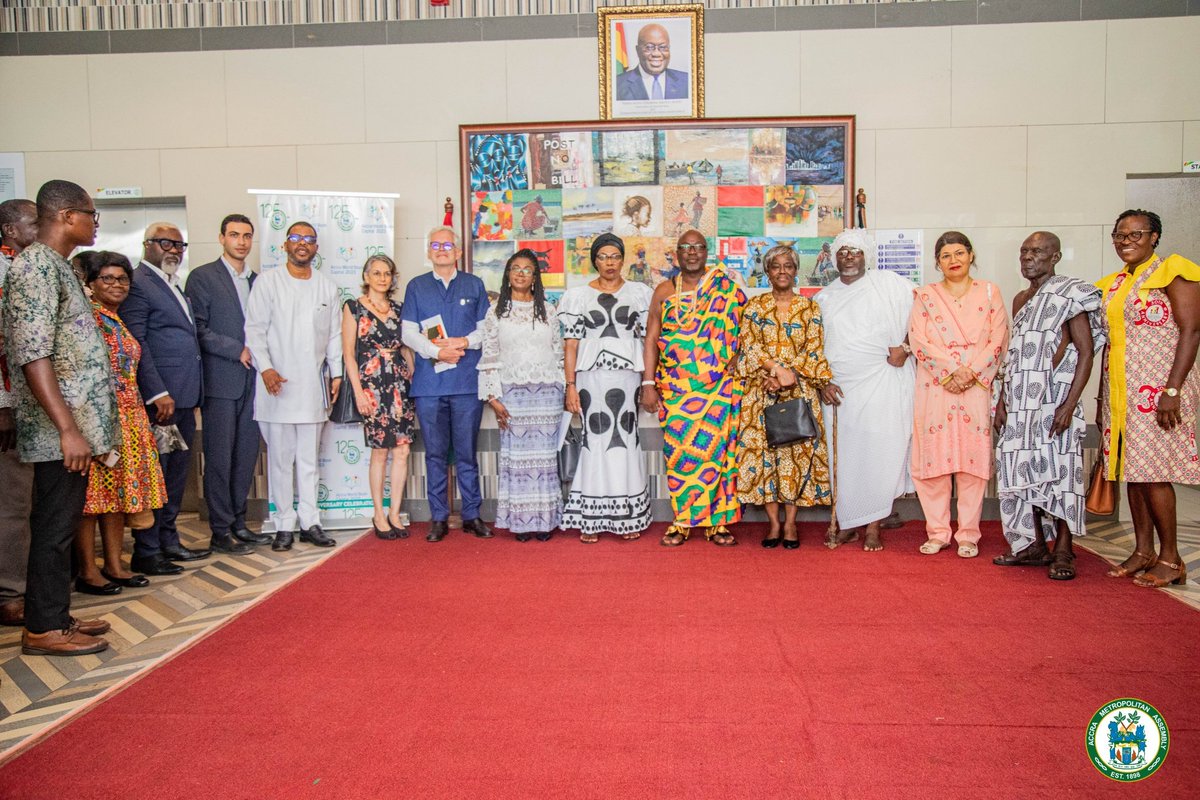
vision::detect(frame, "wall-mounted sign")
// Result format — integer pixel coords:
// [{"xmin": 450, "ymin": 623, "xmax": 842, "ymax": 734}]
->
[{"xmin": 94, "ymin": 186, "xmax": 143, "ymax": 199}]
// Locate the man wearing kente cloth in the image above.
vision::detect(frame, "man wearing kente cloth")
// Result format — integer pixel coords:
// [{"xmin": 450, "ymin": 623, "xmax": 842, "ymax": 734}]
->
[
  {"xmin": 642, "ymin": 229, "xmax": 746, "ymax": 546},
  {"xmin": 993, "ymin": 232, "xmax": 1104, "ymax": 580}
]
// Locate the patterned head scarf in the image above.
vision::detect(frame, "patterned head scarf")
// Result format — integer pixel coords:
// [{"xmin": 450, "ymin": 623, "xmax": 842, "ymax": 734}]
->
[
  {"xmin": 832, "ymin": 228, "xmax": 876, "ymax": 271},
  {"xmin": 590, "ymin": 232, "xmax": 625, "ymax": 268}
]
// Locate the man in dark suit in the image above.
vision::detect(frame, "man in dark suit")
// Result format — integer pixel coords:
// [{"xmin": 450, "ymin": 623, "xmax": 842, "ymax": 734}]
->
[
  {"xmin": 120, "ymin": 222, "xmax": 210, "ymax": 575},
  {"xmin": 185, "ymin": 214, "xmax": 267, "ymax": 555},
  {"xmin": 614, "ymin": 23, "xmax": 689, "ymax": 102}
]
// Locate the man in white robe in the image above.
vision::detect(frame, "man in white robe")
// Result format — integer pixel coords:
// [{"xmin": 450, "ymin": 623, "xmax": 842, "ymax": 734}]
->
[
  {"xmin": 244, "ymin": 221, "xmax": 342, "ymax": 551},
  {"xmin": 816, "ymin": 229, "xmax": 915, "ymax": 551}
]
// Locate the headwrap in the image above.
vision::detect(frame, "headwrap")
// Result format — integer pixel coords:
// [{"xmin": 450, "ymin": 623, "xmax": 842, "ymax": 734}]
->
[
  {"xmin": 590, "ymin": 232, "xmax": 625, "ymax": 267},
  {"xmin": 832, "ymin": 228, "xmax": 876, "ymax": 271}
]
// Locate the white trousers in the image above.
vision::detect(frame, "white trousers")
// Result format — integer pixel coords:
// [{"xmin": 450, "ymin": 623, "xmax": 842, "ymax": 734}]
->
[{"xmin": 259, "ymin": 421, "xmax": 323, "ymax": 531}]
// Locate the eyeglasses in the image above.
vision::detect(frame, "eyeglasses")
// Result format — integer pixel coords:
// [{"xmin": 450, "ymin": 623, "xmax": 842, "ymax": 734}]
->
[
  {"xmin": 594, "ymin": 254, "xmax": 623, "ymax": 263},
  {"xmin": 95, "ymin": 274, "xmax": 131, "ymax": 286},
  {"xmin": 65, "ymin": 208, "xmax": 100, "ymax": 224},
  {"xmin": 146, "ymin": 238, "xmax": 188, "ymax": 252},
  {"xmin": 836, "ymin": 247, "xmax": 864, "ymax": 256},
  {"xmin": 678, "ymin": 244, "xmax": 708, "ymax": 253},
  {"xmin": 429, "ymin": 241, "xmax": 457, "ymax": 252},
  {"xmin": 509, "ymin": 267, "xmax": 536, "ymax": 276},
  {"xmin": 285, "ymin": 234, "xmax": 317, "ymax": 245},
  {"xmin": 639, "ymin": 43, "xmax": 670, "ymax": 54},
  {"xmin": 1111, "ymin": 230, "xmax": 1153, "ymax": 244}
]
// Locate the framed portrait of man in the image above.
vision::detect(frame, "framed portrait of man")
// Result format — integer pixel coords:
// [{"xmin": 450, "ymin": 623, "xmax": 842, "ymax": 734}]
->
[{"xmin": 598, "ymin": 4, "xmax": 704, "ymax": 121}]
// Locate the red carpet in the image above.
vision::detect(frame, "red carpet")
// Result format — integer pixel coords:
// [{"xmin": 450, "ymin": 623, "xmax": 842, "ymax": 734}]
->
[{"xmin": 1, "ymin": 522, "xmax": 1197, "ymax": 799}]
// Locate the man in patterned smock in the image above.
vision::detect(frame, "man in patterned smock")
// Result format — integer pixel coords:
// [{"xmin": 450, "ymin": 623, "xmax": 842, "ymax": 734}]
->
[
  {"xmin": 2, "ymin": 180, "xmax": 118, "ymax": 655},
  {"xmin": 993, "ymin": 231, "xmax": 1104, "ymax": 580},
  {"xmin": 642, "ymin": 229, "xmax": 746, "ymax": 547}
]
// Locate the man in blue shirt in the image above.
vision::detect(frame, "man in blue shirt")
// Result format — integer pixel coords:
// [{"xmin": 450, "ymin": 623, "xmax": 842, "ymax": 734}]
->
[{"xmin": 400, "ymin": 226, "xmax": 493, "ymax": 542}]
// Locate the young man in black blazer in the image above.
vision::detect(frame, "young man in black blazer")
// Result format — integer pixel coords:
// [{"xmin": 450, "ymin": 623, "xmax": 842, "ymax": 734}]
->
[{"xmin": 185, "ymin": 214, "xmax": 268, "ymax": 555}]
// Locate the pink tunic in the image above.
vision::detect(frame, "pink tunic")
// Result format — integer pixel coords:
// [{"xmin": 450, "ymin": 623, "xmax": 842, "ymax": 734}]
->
[{"xmin": 908, "ymin": 280, "xmax": 1009, "ymax": 480}]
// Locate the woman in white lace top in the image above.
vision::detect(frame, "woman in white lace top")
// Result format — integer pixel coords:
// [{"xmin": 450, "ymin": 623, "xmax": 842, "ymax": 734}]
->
[{"xmin": 477, "ymin": 249, "xmax": 565, "ymax": 540}]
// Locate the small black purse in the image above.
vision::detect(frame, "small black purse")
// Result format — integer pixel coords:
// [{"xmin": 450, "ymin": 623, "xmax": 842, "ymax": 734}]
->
[
  {"xmin": 558, "ymin": 425, "xmax": 583, "ymax": 485},
  {"xmin": 328, "ymin": 369, "xmax": 363, "ymax": 424},
  {"xmin": 763, "ymin": 394, "xmax": 818, "ymax": 448}
]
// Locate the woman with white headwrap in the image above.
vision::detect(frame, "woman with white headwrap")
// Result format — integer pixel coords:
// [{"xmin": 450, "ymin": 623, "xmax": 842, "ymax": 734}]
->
[{"xmin": 815, "ymin": 229, "xmax": 916, "ymax": 551}]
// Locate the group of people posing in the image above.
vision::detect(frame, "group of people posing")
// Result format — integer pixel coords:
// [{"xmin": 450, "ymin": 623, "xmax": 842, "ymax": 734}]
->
[{"xmin": 0, "ymin": 178, "xmax": 1195, "ymax": 659}]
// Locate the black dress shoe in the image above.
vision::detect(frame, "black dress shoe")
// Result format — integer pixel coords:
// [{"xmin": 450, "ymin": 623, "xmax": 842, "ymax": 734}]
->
[
  {"xmin": 782, "ymin": 539, "xmax": 799, "ymax": 550},
  {"xmin": 129, "ymin": 555, "xmax": 185, "ymax": 576},
  {"xmin": 211, "ymin": 535, "xmax": 254, "ymax": 555},
  {"xmin": 426, "ymin": 521, "xmax": 448, "ymax": 542},
  {"xmin": 762, "ymin": 536, "xmax": 781, "ymax": 549},
  {"xmin": 373, "ymin": 521, "xmax": 398, "ymax": 541},
  {"xmin": 515, "ymin": 533, "xmax": 532, "ymax": 542},
  {"xmin": 161, "ymin": 545, "xmax": 211, "ymax": 562},
  {"xmin": 535, "ymin": 531, "xmax": 553, "ymax": 542},
  {"xmin": 232, "ymin": 527, "xmax": 272, "ymax": 545},
  {"xmin": 272, "ymin": 530, "xmax": 294, "ymax": 552},
  {"xmin": 101, "ymin": 568, "xmax": 149, "ymax": 588},
  {"xmin": 463, "ymin": 518, "xmax": 493, "ymax": 539},
  {"xmin": 299, "ymin": 525, "xmax": 336, "ymax": 547},
  {"xmin": 75, "ymin": 578, "xmax": 122, "ymax": 596}
]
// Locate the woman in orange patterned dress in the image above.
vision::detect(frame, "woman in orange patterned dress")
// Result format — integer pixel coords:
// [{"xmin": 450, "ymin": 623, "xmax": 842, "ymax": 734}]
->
[{"xmin": 72, "ymin": 252, "xmax": 166, "ymax": 594}]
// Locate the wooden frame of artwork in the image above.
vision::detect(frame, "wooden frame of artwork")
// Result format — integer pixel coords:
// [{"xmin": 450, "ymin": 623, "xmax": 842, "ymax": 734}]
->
[
  {"xmin": 597, "ymin": 3, "xmax": 704, "ymax": 121},
  {"xmin": 459, "ymin": 115, "xmax": 855, "ymax": 301}
]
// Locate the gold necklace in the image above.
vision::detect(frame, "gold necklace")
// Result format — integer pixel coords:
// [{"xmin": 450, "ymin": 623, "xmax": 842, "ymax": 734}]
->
[{"xmin": 364, "ymin": 294, "xmax": 391, "ymax": 316}]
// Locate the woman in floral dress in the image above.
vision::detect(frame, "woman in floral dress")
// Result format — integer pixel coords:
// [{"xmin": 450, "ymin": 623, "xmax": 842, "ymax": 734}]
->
[{"xmin": 341, "ymin": 255, "xmax": 415, "ymax": 539}]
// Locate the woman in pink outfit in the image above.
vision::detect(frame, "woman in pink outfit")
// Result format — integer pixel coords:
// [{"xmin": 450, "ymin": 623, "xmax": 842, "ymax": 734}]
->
[{"xmin": 908, "ymin": 231, "xmax": 1009, "ymax": 558}]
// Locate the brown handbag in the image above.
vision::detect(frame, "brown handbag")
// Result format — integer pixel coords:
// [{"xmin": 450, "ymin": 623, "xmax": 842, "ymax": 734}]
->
[{"xmin": 1085, "ymin": 459, "xmax": 1115, "ymax": 515}]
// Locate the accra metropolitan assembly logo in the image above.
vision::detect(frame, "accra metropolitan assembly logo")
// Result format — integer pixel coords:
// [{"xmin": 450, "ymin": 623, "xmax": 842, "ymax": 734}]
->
[{"xmin": 1086, "ymin": 698, "xmax": 1169, "ymax": 781}]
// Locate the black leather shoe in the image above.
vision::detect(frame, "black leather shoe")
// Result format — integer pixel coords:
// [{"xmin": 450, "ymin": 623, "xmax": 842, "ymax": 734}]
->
[
  {"xmin": 426, "ymin": 521, "xmax": 448, "ymax": 542},
  {"xmin": 211, "ymin": 535, "xmax": 254, "ymax": 555},
  {"xmin": 463, "ymin": 518, "xmax": 493, "ymax": 539},
  {"xmin": 161, "ymin": 545, "xmax": 211, "ymax": 562},
  {"xmin": 782, "ymin": 539, "xmax": 799, "ymax": 550},
  {"xmin": 299, "ymin": 525, "xmax": 336, "ymax": 547},
  {"xmin": 101, "ymin": 569, "xmax": 149, "ymax": 588},
  {"xmin": 232, "ymin": 527, "xmax": 272, "ymax": 545},
  {"xmin": 129, "ymin": 555, "xmax": 185, "ymax": 576},
  {"xmin": 515, "ymin": 533, "xmax": 532, "ymax": 542},
  {"xmin": 762, "ymin": 536, "xmax": 781, "ymax": 548},
  {"xmin": 75, "ymin": 578, "xmax": 122, "ymax": 596},
  {"xmin": 535, "ymin": 531, "xmax": 553, "ymax": 542},
  {"xmin": 271, "ymin": 530, "xmax": 294, "ymax": 552}
]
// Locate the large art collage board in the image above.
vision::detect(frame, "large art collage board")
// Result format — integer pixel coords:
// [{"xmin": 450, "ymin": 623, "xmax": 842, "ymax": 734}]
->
[{"xmin": 459, "ymin": 117, "xmax": 855, "ymax": 303}]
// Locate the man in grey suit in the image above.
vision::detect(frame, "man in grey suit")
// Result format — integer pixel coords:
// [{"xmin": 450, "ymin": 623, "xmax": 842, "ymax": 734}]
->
[
  {"xmin": 120, "ymin": 222, "xmax": 210, "ymax": 575},
  {"xmin": 185, "ymin": 214, "xmax": 268, "ymax": 555},
  {"xmin": 614, "ymin": 23, "xmax": 689, "ymax": 102}
]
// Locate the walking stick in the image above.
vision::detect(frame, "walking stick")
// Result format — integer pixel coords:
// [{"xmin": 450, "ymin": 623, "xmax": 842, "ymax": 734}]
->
[{"xmin": 825, "ymin": 404, "xmax": 838, "ymax": 544}]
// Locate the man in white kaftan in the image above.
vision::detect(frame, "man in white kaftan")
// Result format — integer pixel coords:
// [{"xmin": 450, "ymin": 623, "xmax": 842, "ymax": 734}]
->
[
  {"xmin": 245, "ymin": 221, "xmax": 343, "ymax": 551},
  {"xmin": 816, "ymin": 229, "xmax": 915, "ymax": 551},
  {"xmin": 992, "ymin": 232, "xmax": 1103, "ymax": 580}
]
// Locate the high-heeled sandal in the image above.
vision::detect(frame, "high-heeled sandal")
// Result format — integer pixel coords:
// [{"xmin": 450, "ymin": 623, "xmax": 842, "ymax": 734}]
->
[
  {"xmin": 1132, "ymin": 560, "xmax": 1188, "ymax": 588},
  {"xmin": 1106, "ymin": 551, "xmax": 1155, "ymax": 578}
]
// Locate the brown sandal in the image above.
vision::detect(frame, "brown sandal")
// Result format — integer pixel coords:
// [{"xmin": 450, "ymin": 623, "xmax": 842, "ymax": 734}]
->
[
  {"xmin": 660, "ymin": 524, "xmax": 689, "ymax": 547},
  {"xmin": 1048, "ymin": 549, "xmax": 1076, "ymax": 581},
  {"xmin": 706, "ymin": 525, "xmax": 737, "ymax": 547},
  {"xmin": 1132, "ymin": 560, "xmax": 1188, "ymax": 588},
  {"xmin": 1106, "ymin": 551, "xmax": 1155, "ymax": 578}
]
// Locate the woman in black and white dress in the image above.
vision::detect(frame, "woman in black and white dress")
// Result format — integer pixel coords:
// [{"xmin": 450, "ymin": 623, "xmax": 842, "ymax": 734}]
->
[{"xmin": 558, "ymin": 233, "xmax": 653, "ymax": 542}]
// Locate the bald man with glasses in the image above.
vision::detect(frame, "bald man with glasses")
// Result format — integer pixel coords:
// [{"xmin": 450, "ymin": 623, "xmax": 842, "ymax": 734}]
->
[{"xmin": 120, "ymin": 222, "xmax": 209, "ymax": 575}]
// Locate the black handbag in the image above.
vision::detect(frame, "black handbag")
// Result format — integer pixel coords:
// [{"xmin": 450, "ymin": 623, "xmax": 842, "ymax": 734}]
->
[
  {"xmin": 328, "ymin": 369, "xmax": 363, "ymax": 424},
  {"xmin": 558, "ymin": 425, "xmax": 583, "ymax": 485},
  {"xmin": 763, "ymin": 394, "xmax": 818, "ymax": 448}
]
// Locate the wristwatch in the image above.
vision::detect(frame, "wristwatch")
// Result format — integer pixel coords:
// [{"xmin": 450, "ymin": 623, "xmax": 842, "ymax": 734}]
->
[{"xmin": 1163, "ymin": 387, "xmax": 1179, "ymax": 398}]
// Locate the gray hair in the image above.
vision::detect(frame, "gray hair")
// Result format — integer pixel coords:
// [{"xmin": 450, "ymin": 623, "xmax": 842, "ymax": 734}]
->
[
  {"xmin": 144, "ymin": 220, "xmax": 180, "ymax": 239},
  {"xmin": 426, "ymin": 224, "xmax": 461, "ymax": 249},
  {"xmin": 763, "ymin": 244, "xmax": 799, "ymax": 271}
]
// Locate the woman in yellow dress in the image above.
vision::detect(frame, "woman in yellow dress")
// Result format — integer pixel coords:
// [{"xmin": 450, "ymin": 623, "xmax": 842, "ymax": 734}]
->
[{"xmin": 1097, "ymin": 209, "xmax": 1200, "ymax": 588}]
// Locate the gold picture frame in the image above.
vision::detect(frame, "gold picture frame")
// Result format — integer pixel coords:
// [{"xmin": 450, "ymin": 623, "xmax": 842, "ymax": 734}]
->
[{"xmin": 598, "ymin": 4, "xmax": 704, "ymax": 121}]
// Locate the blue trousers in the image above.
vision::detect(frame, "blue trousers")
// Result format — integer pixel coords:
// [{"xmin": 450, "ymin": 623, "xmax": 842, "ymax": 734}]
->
[
  {"xmin": 132, "ymin": 407, "xmax": 195, "ymax": 558},
  {"xmin": 413, "ymin": 394, "xmax": 484, "ymax": 521}
]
